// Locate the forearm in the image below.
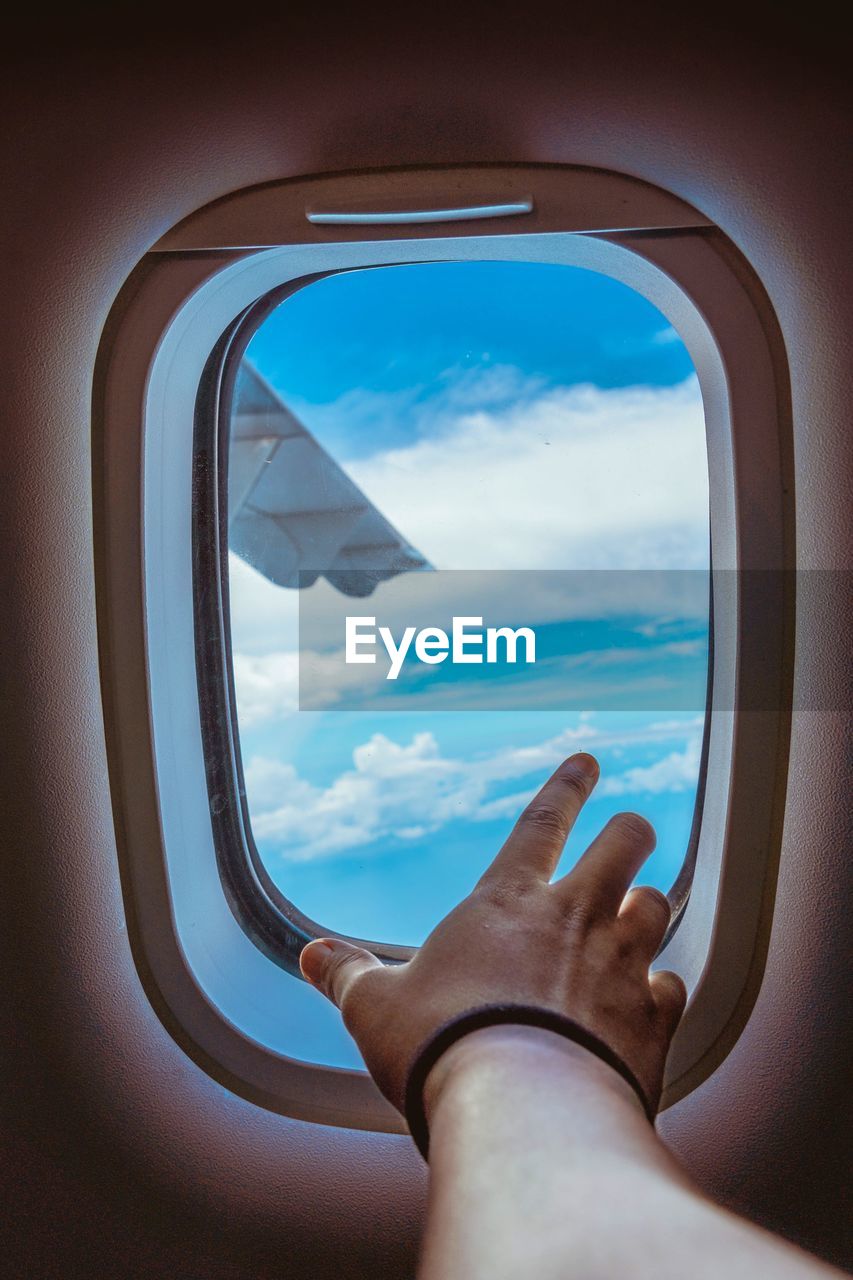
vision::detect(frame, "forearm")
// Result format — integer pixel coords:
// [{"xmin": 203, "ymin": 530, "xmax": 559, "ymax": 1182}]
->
[{"xmin": 419, "ymin": 1026, "xmax": 838, "ymax": 1280}]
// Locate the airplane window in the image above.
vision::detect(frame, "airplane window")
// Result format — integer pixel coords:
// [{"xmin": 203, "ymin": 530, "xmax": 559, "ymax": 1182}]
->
[
  {"xmin": 221, "ymin": 261, "xmax": 710, "ymax": 960},
  {"xmin": 103, "ymin": 168, "xmax": 790, "ymax": 1108}
]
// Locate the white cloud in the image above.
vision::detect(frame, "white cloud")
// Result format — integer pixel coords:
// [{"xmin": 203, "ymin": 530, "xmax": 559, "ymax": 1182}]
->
[
  {"xmin": 433, "ymin": 362, "xmax": 548, "ymax": 409},
  {"xmin": 597, "ymin": 735, "xmax": 703, "ymax": 797},
  {"xmin": 228, "ymin": 374, "xmax": 709, "ymax": 662},
  {"xmin": 297, "ymin": 566, "xmax": 709, "ymax": 648},
  {"xmin": 229, "ymin": 554, "xmax": 300, "ymax": 657},
  {"xmin": 233, "ymin": 638, "xmax": 424, "ymax": 725},
  {"xmin": 245, "ymin": 716, "xmax": 705, "ymax": 863},
  {"xmin": 651, "ymin": 326, "xmax": 682, "ymax": 346},
  {"xmin": 232, "ymin": 651, "xmax": 299, "ymax": 727},
  {"xmin": 246, "ymin": 731, "xmax": 487, "ymax": 862},
  {"xmin": 559, "ymin": 638, "xmax": 706, "ymax": 671},
  {"xmin": 343, "ymin": 376, "xmax": 708, "ymax": 572}
]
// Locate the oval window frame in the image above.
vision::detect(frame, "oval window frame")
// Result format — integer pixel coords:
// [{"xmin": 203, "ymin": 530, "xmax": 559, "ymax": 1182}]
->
[{"xmin": 95, "ymin": 164, "xmax": 794, "ymax": 1130}]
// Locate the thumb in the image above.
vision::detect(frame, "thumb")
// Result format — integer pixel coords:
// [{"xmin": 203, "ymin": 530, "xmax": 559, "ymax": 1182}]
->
[
  {"xmin": 300, "ymin": 937, "xmax": 382, "ymax": 1009},
  {"xmin": 650, "ymin": 968, "xmax": 688, "ymax": 1040}
]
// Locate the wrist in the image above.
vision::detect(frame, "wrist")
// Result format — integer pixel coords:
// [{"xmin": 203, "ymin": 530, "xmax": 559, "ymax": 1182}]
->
[{"xmin": 423, "ymin": 1022, "xmax": 651, "ymax": 1132}]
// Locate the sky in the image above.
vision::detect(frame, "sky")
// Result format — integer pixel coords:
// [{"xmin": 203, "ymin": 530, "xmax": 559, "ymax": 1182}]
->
[{"xmin": 227, "ymin": 261, "xmax": 709, "ymax": 1068}]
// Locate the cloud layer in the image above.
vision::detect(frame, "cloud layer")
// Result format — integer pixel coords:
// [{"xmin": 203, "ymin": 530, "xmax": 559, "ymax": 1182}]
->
[
  {"xmin": 343, "ymin": 373, "xmax": 708, "ymax": 572},
  {"xmin": 229, "ymin": 373, "xmax": 709, "ymax": 723},
  {"xmin": 245, "ymin": 715, "xmax": 704, "ymax": 863},
  {"xmin": 230, "ymin": 371, "xmax": 709, "ymax": 865}
]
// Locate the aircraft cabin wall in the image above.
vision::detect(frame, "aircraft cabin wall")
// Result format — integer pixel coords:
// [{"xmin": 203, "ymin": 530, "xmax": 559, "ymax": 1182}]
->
[{"xmin": 1, "ymin": 8, "xmax": 850, "ymax": 1277}]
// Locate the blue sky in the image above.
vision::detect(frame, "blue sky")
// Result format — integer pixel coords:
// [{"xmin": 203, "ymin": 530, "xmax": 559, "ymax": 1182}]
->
[
  {"xmin": 228, "ymin": 261, "xmax": 709, "ymax": 1068},
  {"xmin": 246, "ymin": 261, "xmax": 695, "ymax": 397}
]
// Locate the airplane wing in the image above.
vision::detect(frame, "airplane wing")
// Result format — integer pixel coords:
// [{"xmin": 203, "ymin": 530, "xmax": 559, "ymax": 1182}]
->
[{"xmin": 228, "ymin": 361, "xmax": 430, "ymax": 598}]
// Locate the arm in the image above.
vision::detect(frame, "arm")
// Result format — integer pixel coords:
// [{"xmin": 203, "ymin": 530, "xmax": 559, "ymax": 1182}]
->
[
  {"xmin": 300, "ymin": 753, "xmax": 841, "ymax": 1280},
  {"xmin": 419, "ymin": 1026, "xmax": 838, "ymax": 1280}
]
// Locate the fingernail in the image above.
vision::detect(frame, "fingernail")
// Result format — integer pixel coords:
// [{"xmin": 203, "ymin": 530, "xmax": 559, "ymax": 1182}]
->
[
  {"xmin": 572, "ymin": 752, "xmax": 600, "ymax": 777},
  {"xmin": 300, "ymin": 938, "xmax": 336, "ymax": 984}
]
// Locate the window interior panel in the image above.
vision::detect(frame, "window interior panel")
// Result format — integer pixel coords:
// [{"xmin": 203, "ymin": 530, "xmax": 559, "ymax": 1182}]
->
[{"xmin": 226, "ymin": 261, "xmax": 710, "ymax": 968}]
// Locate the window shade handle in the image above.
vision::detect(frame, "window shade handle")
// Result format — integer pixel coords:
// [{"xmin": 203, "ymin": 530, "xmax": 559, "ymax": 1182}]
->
[{"xmin": 306, "ymin": 199, "xmax": 534, "ymax": 226}]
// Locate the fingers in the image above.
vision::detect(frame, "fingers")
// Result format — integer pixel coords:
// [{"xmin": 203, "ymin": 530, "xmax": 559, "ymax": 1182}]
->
[
  {"xmin": 649, "ymin": 969, "xmax": 688, "ymax": 1039},
  {"xmin": 481, "ymin": 753, "xmax": 599, "ymax": 886},
  {"xmin": 618, "ymin": 885, "xmax": 672, "ymax": 957},
  {"xmin": 300, "ymin": 938, "xmax": 383, "ymax": 1010},
  {"xmin": 555, "ymin": 810, "xmax": 656, "ymax": 914}
]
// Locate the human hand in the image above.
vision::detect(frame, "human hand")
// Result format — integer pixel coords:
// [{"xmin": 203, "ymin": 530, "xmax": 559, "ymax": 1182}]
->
[{"xmin": 299, "ymin": 752, "xmax": 686, "ymax": 1117}]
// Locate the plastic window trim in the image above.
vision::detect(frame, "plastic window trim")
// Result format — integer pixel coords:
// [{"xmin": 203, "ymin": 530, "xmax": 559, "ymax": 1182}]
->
[{"xmin": 94, "ymin": 164, "xmax": 793, "ymax": 1131}]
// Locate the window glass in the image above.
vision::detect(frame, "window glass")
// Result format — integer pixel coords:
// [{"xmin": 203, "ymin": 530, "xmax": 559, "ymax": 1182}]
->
[{"xmin": 227, "ymin": 262, "xmax": 709, "ymax": 957}]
